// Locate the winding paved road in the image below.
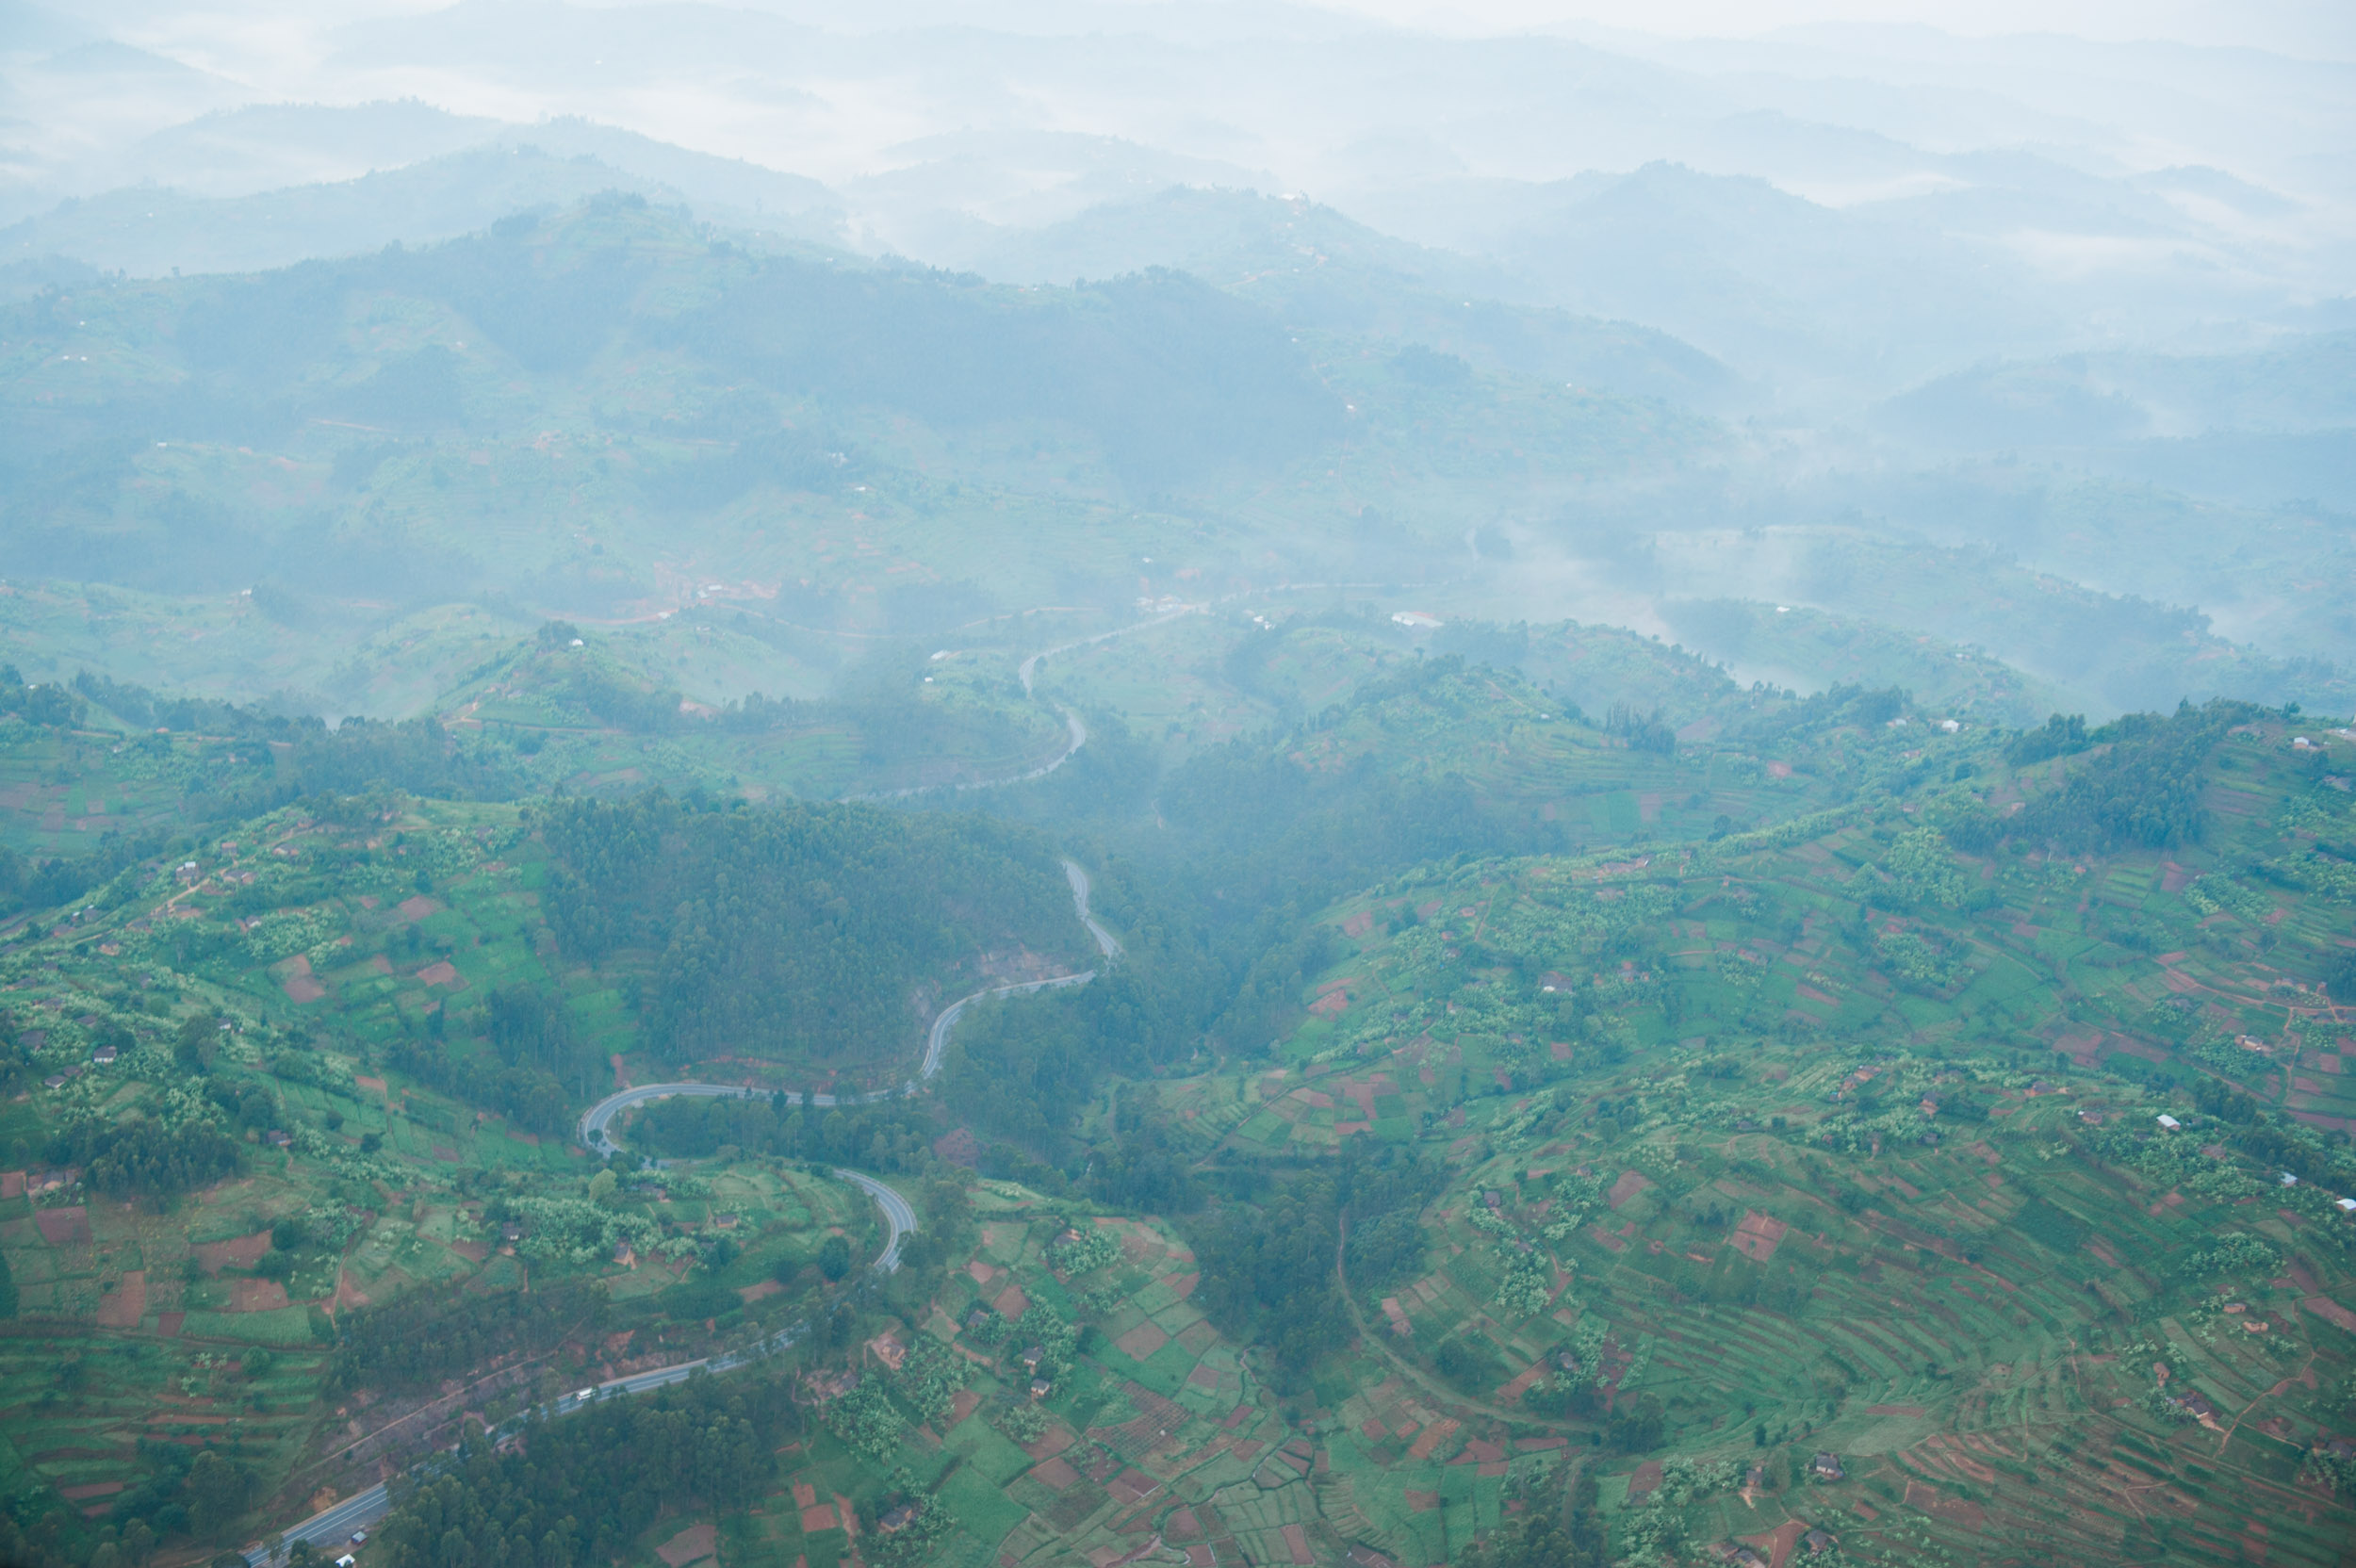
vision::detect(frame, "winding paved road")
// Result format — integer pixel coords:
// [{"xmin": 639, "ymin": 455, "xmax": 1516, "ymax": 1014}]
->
[
  {"xmin": 244, "ymin": 1168, "xmax": 924, "ymax": 1567},
  {"xmin": 579, "ymin": 855, "xmax": 1114, "ymax": 1156},
  {"xmin": 246, "ymin": 629, "xmax": 1146, "ymax": 1565}
]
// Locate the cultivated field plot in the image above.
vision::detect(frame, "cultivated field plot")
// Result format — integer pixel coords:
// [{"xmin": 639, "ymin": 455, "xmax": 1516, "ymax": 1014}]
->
[{"xmin": 1140, "ymin": 713, "xmax": 2356, "ymax": 1564}]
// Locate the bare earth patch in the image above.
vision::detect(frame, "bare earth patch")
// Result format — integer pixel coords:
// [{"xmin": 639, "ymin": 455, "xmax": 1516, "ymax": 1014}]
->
[
  {"xmin": 96, "ymin": 1269, "xmax": 146, "ymax": 1328},
  {"xmin": 194, "ymin": 1231, "xmax": 270, "ymax": 1274},
  {"xmin": 655, "ymin": 1523, "xmax": 717, "ymax": 1567},
  {"xmin": 1116, "ymin": 1322, "xmax": 1170, "ymax": 1359},
  {"xmin": 1608, "ymin": 1170, "xmax": 1655, "ymax": 1209},
  {"xmin": 1903, "ymin": 1480, "xmax": 1985, "ymax": 1529},
  {"xmin": 2301, "ymin": 1296, "xmax": 2356, "ymax": 1332},
  {"xmin": 275, "ymin": 956, "xmax": 327, "ymax": 1004},
  {"xmin": 36, "ymin": 1206, "xmax": 91, "ymax": 1245}
]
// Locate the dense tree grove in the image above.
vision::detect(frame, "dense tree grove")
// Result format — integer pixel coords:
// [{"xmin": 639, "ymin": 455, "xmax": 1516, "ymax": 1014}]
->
[
  {"xmin": 44, "ymin": 1113, "xmax": 241, "ymax": 1196},
  {"xmin": 1189, "ymin": 1137, "xmax": 1447, "ymax": 1387},
  {"xmin": 537, "ymin": 791, "xmax": 1075, "ymax": 1065},
  {"xmin": 1, "ymin": 663, "xmax": 86, "ymax": 727},
  {"xmin": 374, "ymin": 1373, "xmax": 792, "ymax": 1568},
  {"xmin": 629, "ymin": 1090, "xmax": 941, "ymax": 1175},
  {"xmin": 384, "ymin": 985, "xmax": 606, "ymax": 1134},
  {"xmin": 1954, "ymin": 699, "xmax": 2253, "ymax": 853},
  {"xmin": 331, "ymin": 1281, "xmax": 604, "ymax": 1394},
  {"xmin": 1155, "ymin": 659, "xmax": 1564, "ymax": 920},
  {"xmin": 386, "ymin": 1039, "xmax": 573, "ymax": 1136},
  {"xmin": 1463, "ymin": 1463, "xmax": 1610, "ymax": 1568}
]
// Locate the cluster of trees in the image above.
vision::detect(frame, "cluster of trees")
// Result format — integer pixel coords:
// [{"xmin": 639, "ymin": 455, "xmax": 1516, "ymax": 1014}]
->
[
  {"xmin": 1954, "ymin": 699, "xmax": 2253, "ymax": 854},
  {"xmin": 0, "ymin": 826, "xmax": 166, "ymax": 927},
  {"xmin": 385, "ymin": 1036, "xmax": 570, "ymax": 1136},
  {"xmin": 1734, "ymin": 682, "xmax": 1906, "ymax": 744},
  {"xmin": 331, "ymin": 1280, "xmax": 603, "ymax": 1394},
  {"xmin": 537, "ymin": 790, "xmax": 1073, "ymax": 1065},
  {"xmin": 387, "ymin": 981, "xmax": 613, "ymax": 1137},
  {"xmin": 1156, "ymin": 658, "xmax": 1563, "ymax": 914},
  {"xmin": 1190, "ymin": 1136, "xmax": 1447, "ymax": 1387},
  {"xmin": 36, "ymin": 1442, "xmax": 263, "ymax": 1568},
  {"xmin": 2004, "ymin": 711, "xmax": 2091, "ymax": 765},
  {"xmin": 522, "ymin": 629, "xmax": 689, "ymax": 733},
  {"xmin": 1602, "ymin": 701, "xmax": 1677, "ymax": 755},
  {"xmin": 1463, "ymin": 1462, "xmax": 1609, "ymax": 1568},
  {"xmin": 72, "ymin": 671, "xmax": 299, "ymax": 739},
  {"xmin": 45, "ymin": 1113, "xmax": 241, "ymax": 1197},
  {"xmin": 372, "ymin": 1372, "xmax": 793, "ymax": 1568},
  {"xmin": 627, "ymin": 1090, "xmax": 941, "ymax": 1176},
  {"xmin": 1, "ymin": 663, "xmax": 85, "ymax": 727}
]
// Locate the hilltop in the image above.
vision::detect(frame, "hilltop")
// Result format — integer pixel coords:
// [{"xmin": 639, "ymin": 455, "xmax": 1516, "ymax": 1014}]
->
[{"xmin": 3, "ymin": 623, "xmax": 2356, "ymax": 1568}]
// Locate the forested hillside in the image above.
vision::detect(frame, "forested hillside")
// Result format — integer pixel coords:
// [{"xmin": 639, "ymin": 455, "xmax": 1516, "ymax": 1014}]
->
[{"xmin": 539, "ymin": 792, "xmax": 1082, "ymax": 1064}]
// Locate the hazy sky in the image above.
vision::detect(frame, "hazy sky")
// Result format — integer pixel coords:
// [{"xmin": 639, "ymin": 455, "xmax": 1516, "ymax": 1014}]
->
[
  {"xmin": 1317, "ymin": 0, "xmax": 2349, "ymax": 54},
  {"xmin": 64, "ymin": 0, "xmax": 2356, "ymax": 57}
]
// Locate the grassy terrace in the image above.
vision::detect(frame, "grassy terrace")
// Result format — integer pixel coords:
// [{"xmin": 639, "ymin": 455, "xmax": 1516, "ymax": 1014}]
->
[
  {"xmin": 1124, "ymin": 712, "xmax": 2356, "ymax": 1563},
  {"xmin": 1, "ymin": 665, "xmax": 2352, "ymax": 1567}
]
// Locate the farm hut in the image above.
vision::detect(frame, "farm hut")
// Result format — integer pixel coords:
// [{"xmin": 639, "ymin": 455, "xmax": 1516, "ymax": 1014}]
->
[
  {"xmin": 2156, "ymin": 1114, "xmax": 2183, "ymax": 1131},
  {"xmin": 1810, "ymin": 1452, "xmax": 1845, "ymax": 1481},
  {"xmin": 878, "ymin": 1505, "xmax": 915, "ymax": 1533},
  {"xmin": 1029, "ymin": 1377, "xmax": 1054, "ymax": 1399},
  {"xmin": 2167, "ymin": 1391, "xmax": 2217, "ymax": 1421},
  {"xmin": 1020, "ymin": 1345, "xmax": 1044, "ymax": 1372},
  {"xmin": 1804, "ymin": 1529, "xmax": 1835, "ymax": 1554}
]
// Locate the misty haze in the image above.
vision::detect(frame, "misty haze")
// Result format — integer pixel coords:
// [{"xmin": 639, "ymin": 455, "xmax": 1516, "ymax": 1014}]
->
[{"xmin": 0, "ymin": 4, "xmax": 2352, "ymax": 1567}]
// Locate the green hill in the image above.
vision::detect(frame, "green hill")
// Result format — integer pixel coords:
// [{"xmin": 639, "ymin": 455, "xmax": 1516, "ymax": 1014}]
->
[{"xmin": 1103, "ymin": 700, "xmax": 2356, "ymax": 1566}]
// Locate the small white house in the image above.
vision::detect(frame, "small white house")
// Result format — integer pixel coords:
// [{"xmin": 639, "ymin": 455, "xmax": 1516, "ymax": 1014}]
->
[
  {"xmin": 2156, "ymin": 1114, "xmax": 2183, "ymax": 1131},
  {"xmin": 2281, "ymin": 1172, "xmax": 2300, "ymax": 1187},
  {"xmin": 2334, "ymin": 1197, "xmax": 2356, "ymax": 1215}
]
